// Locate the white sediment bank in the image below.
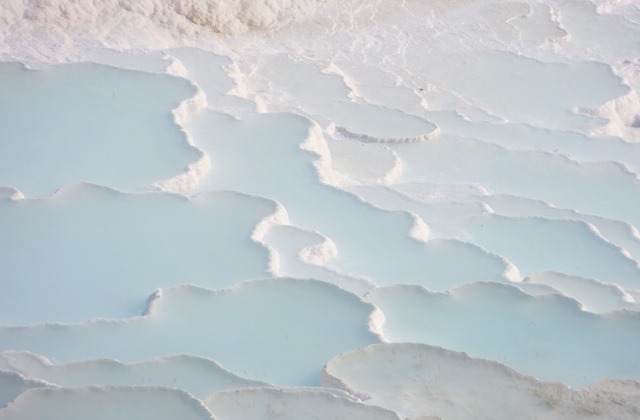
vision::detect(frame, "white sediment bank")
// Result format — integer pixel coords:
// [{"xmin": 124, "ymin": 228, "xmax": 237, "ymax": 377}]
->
[{"xmin": 324, "ymin": 343, "xmax": 640, "ymax": 419}]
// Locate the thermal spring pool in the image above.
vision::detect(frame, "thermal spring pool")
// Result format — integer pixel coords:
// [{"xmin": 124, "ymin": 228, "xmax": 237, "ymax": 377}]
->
[{"xmin": 1, "ymin": 0, "xmax": 640, "ymax": 418}]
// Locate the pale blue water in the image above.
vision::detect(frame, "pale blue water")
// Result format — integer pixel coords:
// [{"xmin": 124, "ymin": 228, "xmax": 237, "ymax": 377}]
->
[
  {"xmin": 186, "ymin": 110, "xmax": 509, "ymax": 288},
  {"xmin": 392, "ymin": 135, "xmax": 640, "ymax": 228},
  {"xmin": 0, "ymin": 62, "xmax": 201, "ymax": 197},
  {"xmin": 1, "ymin": 61, "xmax": 639, "ymax": 393},
  {"xmin": 0, "ymin": 279, "xmax": 380, "ymax": 386},
  {"xmin": 367, "ymin": 282, "xmax": 640, "ymax": 387},
  {"xmin": 1, "ymin": 7, "xmax": 640, "ymax": 415},
  {"xmin": 0, "ymin": 184, "xmax": 273, "ymax": 324}
]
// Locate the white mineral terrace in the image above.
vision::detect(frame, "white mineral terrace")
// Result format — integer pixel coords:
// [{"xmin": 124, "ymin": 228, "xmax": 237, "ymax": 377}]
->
[{"xmin": 1, "ymin": 0, "xmax": 639, "ymax": 418}]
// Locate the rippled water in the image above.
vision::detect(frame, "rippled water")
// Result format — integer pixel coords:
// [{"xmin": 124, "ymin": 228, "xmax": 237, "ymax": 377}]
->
[{"xmin": 1, "ymin": 0, "xmax": 640, "ymax": 419}]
